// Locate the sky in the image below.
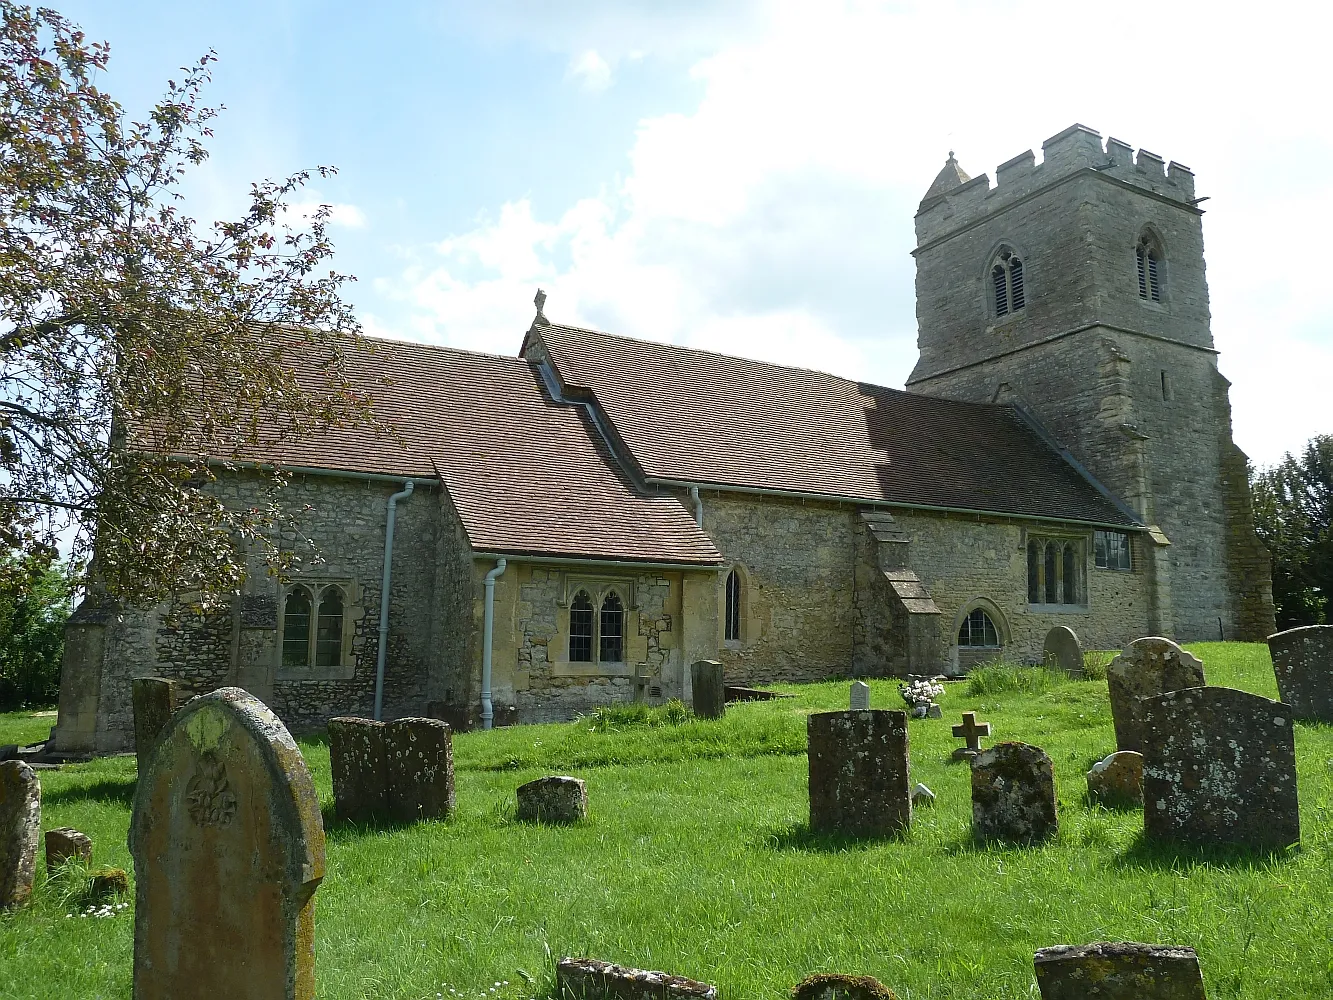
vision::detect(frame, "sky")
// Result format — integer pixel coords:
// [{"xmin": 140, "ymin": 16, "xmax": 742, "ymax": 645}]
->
[{"xmin": 57, "ymin": 0, "xmax": 1331, "ymax": 468}]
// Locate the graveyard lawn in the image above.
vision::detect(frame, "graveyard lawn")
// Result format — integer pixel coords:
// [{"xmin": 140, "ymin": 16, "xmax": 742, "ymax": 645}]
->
[{"xmin": 1, "ymin": 642, "xmax": 1331, "ymax": 999}]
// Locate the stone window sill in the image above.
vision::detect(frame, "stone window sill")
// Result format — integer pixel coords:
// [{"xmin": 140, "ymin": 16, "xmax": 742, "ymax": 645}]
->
[
  {"xmin": 550, "ymin": 661, "xmax": 634, "ymax": 678},
  {"xmin": 276, "ymin": 663, "xmax": 356, "ymax": 682},
  {"xmin": 1026, "ymin": 604, "xmax": 1090, "ymax": 615}
]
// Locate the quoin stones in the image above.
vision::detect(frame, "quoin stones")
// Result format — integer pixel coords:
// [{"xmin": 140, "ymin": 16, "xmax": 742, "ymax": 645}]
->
[
  {"xmin": 1034, "ymin": 942, "xmax": 1205, "ymax": 1000},
  {"xmin": 517, "ymin": 775, "xmax": 588, "ymax": 824},
  {"xmin": 690, "ymin": 660, "xmax": 726, "ymax": 720},
  {"xmin": 555, "ymin": 957, "xmax": 717, "ymax": 1000},
  {"xmin": 0, "ymin": 760, "xmax": 41, "ymax": 909},
  {"xmin": 328, "ymin": 716, "xmax": 455, "ymax": 824},
  {"xmin": 132, "ymin": 676, "xmax": 180, "ymax": 762},
  {"xmin": 129, "ymin": 687, "xmax": 326, "ymax": 999},
  {"xmin": 1268, "ymin": 624, "xmax": 1333, "ymax": 723},
  {"xmin": 971, "ymin": 742, "xmax": 1058, "ymax": 844},
  {"xmin": 1042, "ymin": 626, "xmax": 1082, "ymax": 674},
  {"xmin": 807, "ymin": 710, "xmax": 911, "ymax": 837},
  {"xmin": 1086, "ymin": 751, "xmax": 1144, "ymax": 808},
  {"xmin": 45, "ymin": 826, "xmax": 93, "ymax": 872},
  {"xmin": 1107, "ymin": 637, "xmax": 1204, "ymax": 753},
  {"xmin": 849, "ymin": 680, "xmax": 870, "ymax": 711},
  {"xmin": 1141, "ymin": 685, "xmax": 1299, "ymax": 850}
]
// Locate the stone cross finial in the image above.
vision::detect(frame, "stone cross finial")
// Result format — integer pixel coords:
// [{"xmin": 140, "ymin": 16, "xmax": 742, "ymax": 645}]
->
[
  {"xmin": 952, "ymin": 711, "xmax": 991, "ymax": 752},
  {"xmin": 533, "ymin": 288, "xmax": 548, "ymax": 325}
]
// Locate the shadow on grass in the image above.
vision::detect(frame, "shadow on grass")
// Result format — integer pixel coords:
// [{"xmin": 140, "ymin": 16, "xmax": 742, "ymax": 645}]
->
[
  {"xmin": 1112, "ymin": 831, "xmax": 1300, "ymax": 871},
  {"xmin": 44, "ymin": 777, "xmax": 138, "ymax": 807},
  {"xmin": 759, "ymin": 822, "xmax": 908, "ymax": 853}
]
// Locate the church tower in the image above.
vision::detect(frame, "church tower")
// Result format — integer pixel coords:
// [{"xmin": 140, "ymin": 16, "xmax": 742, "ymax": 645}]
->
[{"xmin": 908, "ymin": 124, "xmax": 1274, "ymax": 642}]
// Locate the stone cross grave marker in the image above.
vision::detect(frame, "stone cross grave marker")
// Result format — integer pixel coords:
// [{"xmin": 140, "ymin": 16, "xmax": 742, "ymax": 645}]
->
[
  {"xmin": 849, "ymin": 680, "xmax": 870, "ymax": 711},
  {"xmin": 1034, "ymin": 942, "xmax": 1205, "ymax": 1000},
  {"xmin": 1042, "ymin": 626, "xmax": 1082, "ymax": 675},
  {"xmin": 808, "ymin": 710, "xmax": 911, "ymax": 837},
  {"xmin": 1268, "ymin": 624, "xmax": 1333, "ymax": 723},
  {"xmin": 1141, "ymin": 685, "xmax": 1299, "ymax": 850},
  {"xmin": 129, "ymin": 687, "xmax": 326, "ymax": 999},
  {"xmin": 971, "ymin": 742, "xmax": 1058, "ymax": 844},
  {"xmin": 0, "ymin": 760, "xmax": 40, "ymax": 909},
  {"xmin": 1106, "ymin": 637, "xmax": 1204, "ymax": 753},
  {"xmin": 951, "ymin": 711, "xmax": 990, "ymax": 760},
  {"xmin": 690, "ymin": 660, "xmax": 726, "ymax": 719}
]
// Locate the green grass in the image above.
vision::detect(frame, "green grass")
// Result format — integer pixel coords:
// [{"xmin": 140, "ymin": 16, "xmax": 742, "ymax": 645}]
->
[{"xmin": 2, "ymin": 642, "xmax": 1331, "ymax": 999}]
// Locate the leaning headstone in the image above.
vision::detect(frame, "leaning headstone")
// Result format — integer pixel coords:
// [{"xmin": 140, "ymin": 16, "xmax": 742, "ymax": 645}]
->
[
  {"xmin": 45, "ymin": 826, "xmax": 93, "ymax": 872},
  {"xmin": 385, "ymin": 718, "xmax": 455, "ymax": 823},
  {"xmin": 132, "ymin": 676, "xmax": 180, "ymax": 762},
  {"xmin": 0, "ymin": 760, "xmax": 41, "ymax": 909},
  {"xmin": 556, "ymin": 957, "xmax": 717, "ymax": 999},
  {"xmin": 328, "ymin": 716, "xmax": 389, "ymax": 823},
  {"xmin": 808, "ymin": 710, "xmax": 911, "ymax": 837},
  {"xmin": 910, "ymin": 783, "xmax": 935, "ymax": 808},
  {"xmin": 1268, "ymin": 625, "xmax": 1333, "ymax": 722},
  {"xmin": 971, "ymin": 742, "xmax": 1058, "ymax": 844},
  {"xmin": 1107, "ymin": 638, "xmax": 1205, "ymax": 753},
  {"xmin": 1043, "ymin": 626, "xmax": 1083, "ymax": 675},
  {"xmin": 1034, "ymin": 942, "xmax": 1205, "ymax": 999},
  {"xmin": 690, "ymin": 660, "xmax": 726, "ymax": 719},
  {"xmin": 1141, "ymin": 686, "xmax": 1299, "ymax": 849},
  {"xmin": 517, "ymin": 775, "xmax": 588, "ymax": 824},
  {"xmin": 129, "ymin": 687, "xmax": 325, "ymax": 999},
  {"xmin": 1086, "ymin": 751, "xmax": 1144, "ymax": 808},
  {"xmin": 791, "ymin": 973, "xmax": 899, "ymax": 999},
  {"xmin": 849, "ymin": 680, "xmax": 870, "ymax": 711}
]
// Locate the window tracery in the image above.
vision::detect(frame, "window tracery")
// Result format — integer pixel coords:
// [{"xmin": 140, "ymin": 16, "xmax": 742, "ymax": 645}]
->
[{"xmin": 991, "ymin": 248, "xmax": 1025, "ymax": 316}]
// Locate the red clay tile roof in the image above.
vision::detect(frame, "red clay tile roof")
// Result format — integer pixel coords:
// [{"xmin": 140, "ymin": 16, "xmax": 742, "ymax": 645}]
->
[
  {"xmin": 530, "ymin": 323, "xmax": 1140, "ymax": 528},
  {"xmin": 235, "ymin": 336, "xmax": 722, "ymax": 565}
]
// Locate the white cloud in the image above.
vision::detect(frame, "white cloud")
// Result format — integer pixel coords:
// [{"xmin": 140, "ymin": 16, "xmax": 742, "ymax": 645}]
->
[
  {"xmin": 566, "ymin": 50, "xmax": 613, "ymax": 92},
  {"xmin": 283, "ymin": 200, "xmax": 367, "ymax": 229},
  {"xmin": 381, "ymin": 0, "xmax": 1332, "ymax": 467}
]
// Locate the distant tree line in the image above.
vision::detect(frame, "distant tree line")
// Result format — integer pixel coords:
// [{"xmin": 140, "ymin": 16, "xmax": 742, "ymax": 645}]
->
[{"xmin": 1252, "ymin": 434, "xmax": 1331, "ymax": 629}]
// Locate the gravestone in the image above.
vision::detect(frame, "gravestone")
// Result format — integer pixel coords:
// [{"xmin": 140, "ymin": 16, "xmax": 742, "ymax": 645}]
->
[
  {"xmin": 1043, "ymin": 626, "xmax": 1082, "ymax": 675},
  {"xmin": 517, "ymin": 775, "xmax": 587, "ymax": 824},
  {"xmin": 1107, "ymin": 638, "xmax": 1204, "ymax": 753},
  {"xmin": 45, "ymin": 826, "xmax": 93, "ymax": 871},
  {"xmin": 808, "ymin": 710, "xmax": 911, "ymax": 837},
  {"xmin": 849, "ymin": 680, "xmax": 870, "ymax": 711},
  {"xmin": 385, "ymin": 718, "xmax": 455, "ymax": 823},
  {"xmin": 1034, "ymin": 942, "xmax": 1205, "ymax": 999},
  {"xmin": 1086, "ymin": 751, "xmax": 1144, "ymax": 808},
  {"xmin": 328, "ymin": 716, "xmax": 389, "ymax": 823},
  {"xmin": 971, "ymin": 742, "xmax": 1058, "ymax": 844},
  {"xmin": 0, "ymin": 760, "xmax": 41, "ymax": 909},
  {"xmin": 556, "ymin": 957, "xmax": 717, "ymax": 999},
  {"xmin": 690, "ymin": 660, "xmax": 726, "ymax": 719},
  {"xmin": 791, "ymin": 973, "xmax": 899, "ymax": 999},
  {"xmin": 951, "ymin": 711, "xmax": 991, "ymax": 761},
  {"xmin": 1141, "ymin": 685, "xmax": 1299, "ymax": 849},
  {"xmin": 132, "ymin": 676, "xmax": 180, "ymax": 762},
  {"xmin": 129, "ymin": 687, "xmax": 325, "ymax": 999},
  {"xmin": 1268, "ymin": 625, "xmax": 1333, "ymax": 722}
]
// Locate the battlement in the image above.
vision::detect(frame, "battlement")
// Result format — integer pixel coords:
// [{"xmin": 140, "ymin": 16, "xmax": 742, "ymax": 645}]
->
[{"xmin": 916, "ymin": 124, "xmax": 1198, "ymax": 246}]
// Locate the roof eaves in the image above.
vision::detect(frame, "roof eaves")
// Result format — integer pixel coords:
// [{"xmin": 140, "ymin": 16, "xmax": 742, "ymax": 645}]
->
[{"xmin": 472, "ymin": 549, "xmax": 725, "ymax": 569}]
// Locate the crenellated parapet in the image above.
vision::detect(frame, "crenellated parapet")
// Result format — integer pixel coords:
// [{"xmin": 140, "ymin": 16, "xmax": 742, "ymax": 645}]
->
[{"xmin": 916, "ymin": 124, "xmax": 1198, "ymax": 246}]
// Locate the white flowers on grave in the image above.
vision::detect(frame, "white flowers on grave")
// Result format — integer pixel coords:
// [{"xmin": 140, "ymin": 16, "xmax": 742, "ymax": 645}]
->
[{"xmin": 898, "ymin": 678, "xmax": 944, "ymax": 710}]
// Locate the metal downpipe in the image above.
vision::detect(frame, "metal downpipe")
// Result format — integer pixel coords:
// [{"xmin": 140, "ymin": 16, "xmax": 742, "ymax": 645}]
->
[
  {"xmin": 373, "ymin": 480, "xmax": 415, "ymax": 721},
  {"xmin": 481, "ymin": 558, "xmax": 508, "ymax": 730}
]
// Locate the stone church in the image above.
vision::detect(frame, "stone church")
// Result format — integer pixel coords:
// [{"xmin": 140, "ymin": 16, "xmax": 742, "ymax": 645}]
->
[{"xmin": 50, "ymin": 124, "xmax": 1274, "ymax": 752}]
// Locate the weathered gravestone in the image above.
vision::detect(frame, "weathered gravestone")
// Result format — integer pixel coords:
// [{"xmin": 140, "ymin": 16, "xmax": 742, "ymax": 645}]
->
[
  {"xmin": 556, "ymin": 957, "xmax": 717, "ymax": 999},
  {"xmin": 1034, "ymin": 942, "xmax": 1205, "ymax": 1000},
  {"xmin": 690, "ymin": 660, "xmax": 726, "ymax": 720},
  {"xmin": 1268, "ymin": 625, "xmax": 1333, "ymax": 723},
  {"xmin": 951, "ymin": 711, "xmax": 991, "ymax": 761},
  {"xmin": 808, "ymin": 710, "xmax": 911, "ymax": 837},
  {"xmin": 328, "ymin": 716, "xmax": 388, "ymax": 823},
  {"xmin": 129, "ymin": 687, "xmax": 325, "ymax": 999},
  {"xmin": 517, "ymin": 775, "xmax": 588, "ymax": 824},
  {"xmin": 328, "ymin": 716, "xmax": 455, "ymax": 825},
  {"xmin": 1107, "ymin": 638, "xmax": 1205, "ymax": 753},
  {"xmin": 849, "ymin": 680, "xmax": 870, "ymax": 711},
  {"xmin": 791, "ymin": 973, "xmax": 898, "ymax": 999},
  {"xmin": 1141, "ymin": 686, "xmax": 1299, "ymax": 850},
  {"xmin": 1043, "ymin": 626, "xmax": 1083, "ymax": 675},
  {"xmin": 45, "ymin": 826, "xmax": 93, "ymax": 872},
  {"xmin": 132, "ymin": 676, "xmax": 180, "ymax": 763},
  {"xmin": 0, "ymin": 760, "xmax": 41, "ymax": 909},
  {"xmin": 971, "ymin": 742, "xmax": 1058, "ymax": 844},
  {"xmin": 1086, "ymin": 751, "xmax": 1144, "ymax": 808}
]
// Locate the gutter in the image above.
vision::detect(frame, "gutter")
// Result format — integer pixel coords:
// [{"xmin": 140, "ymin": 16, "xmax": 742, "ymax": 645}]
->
[
  {"xmin": 480, "ymin": 558, "xmax": 508, "ymax": 730},
  {"xmin": 472, "ymin": 552, "xmax": 723, "ymax": 571},
  {"xmin": 199, "ymin": 457, "xmax": 440, "ymax": 488},
  {"xmin": 373, "ymin": 480, "xmax": 415, "ymax": 721}
]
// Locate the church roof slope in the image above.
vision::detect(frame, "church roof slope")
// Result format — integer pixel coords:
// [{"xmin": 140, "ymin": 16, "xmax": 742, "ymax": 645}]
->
[
  {"xmin": 229, "ymin": 336, "xmax": 723, "ymax": 565},
  {"xmin": 532, "ymin": 323, "xmax": 1139, "ymax": 528}
]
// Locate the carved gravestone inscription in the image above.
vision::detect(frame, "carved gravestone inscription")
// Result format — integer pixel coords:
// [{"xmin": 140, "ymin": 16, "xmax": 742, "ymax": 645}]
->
[
  {"xmin": 1042, "ymin": 626, "xmax": 1082, "ymax": 675},
  {"xmin": 1034, "ymin": 942, "xmax": 1205, "ymax": 1000},
  {"xmin": 328, "ymin": 716, "xmax": 388, "ymax": 823},
  {"xmin": 1268, "ymin": 625, "xmax": 1333, "ymax": 723},
  {"xmin": 385, "ymin": 718, "xmax": 455, "ymax": 824},
  {"xmin": 808, "ymin": 710, "xmax": 911, "ymax": 838},
  {"xmin": 1141, "ymin": 686, "xmax": 1299, "ymax": 850},
  {"xmin": 1107, "ymin": 638, "xmax": 1205, "ymax": 753},
  {"xmin": 129, "ymin": 687, "xmax": 326, "ymax": 999},
  {"xmin": 132, "ymin": 677, "xmax": 180, "ymax": 763},
  {"xmin": 0, "ymin": 760, "xmax": 41, "ymax": 909},
  {"xmin": 690, "ymin": 660, "xmax": 726, "ymax": 720},
  {"xmin": 971, "ymin": 742, "xmax": 1057, "ymax": 844}
]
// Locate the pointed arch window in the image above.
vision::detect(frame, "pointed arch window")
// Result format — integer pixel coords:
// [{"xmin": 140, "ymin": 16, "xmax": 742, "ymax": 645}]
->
[
  {"xmin": 958, "ymin": 608, "xmax": 1001, "ymax": 648},
  {"xmin": 569, "ymin": 591, "xmax": 594, "ymax": 662},
  {"xmin": 1027, "ymin": 537, "xmax": 1086, "ymax": 606},
  {"xmin": 279, "ymin": 580, "xmax": 354, "ymax": 674},
  {"xmin": 1136, "ymin": 234, "xmax": 1162, "ymax": 301},
  {"xmin": 315, "ymin": 586, "xmax": 345, "ymax": 667},
  {"xmin": 724, "ymin": 569, "xmax": 742, "ymax": 642},
  {"xmin": 991, "ymin": 248, "xmax": 1025, "ymax": 317},
  {"xmin": 282, "ymin": 586, "xmax": 312, "ymax": 667},
  {"xmin": 599, "ymin": 592, "xmax": 624, "ymax": 663}
]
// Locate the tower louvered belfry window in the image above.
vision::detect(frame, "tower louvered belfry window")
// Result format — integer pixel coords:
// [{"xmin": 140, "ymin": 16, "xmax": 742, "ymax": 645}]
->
[
  {"xmin": 991, "ymin": 248, "xmax": 1025, "ymax": 316},
  {"xmin": 1136, "ymin": 235, "xmax": 1162, "ymax": 301}
]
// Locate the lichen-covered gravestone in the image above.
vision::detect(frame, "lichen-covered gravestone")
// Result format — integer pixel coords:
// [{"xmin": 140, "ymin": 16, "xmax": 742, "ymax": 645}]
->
[
  {"xmin": 1141, "ymin": 686, "xmax": 1299, "ymax": 850},
  {"xmin": 556, "ymin": 957, "xmax": 717, "ymax": 999},
  {"xmin": 1268, "ymin": 625, "xmax": 1333, "ymax": 722},
  {"xmin": 808, "ymin": 710, "xmax": 911, "ymax": 837},
  {"xmin": 1042, "ymin": 627, "xmax": 1082, "ymax": 675},
  {"xmin": 971, "ymin": 742, "xmax": 1057, "ymax": 844},
  {"xmin": 517, "ymin": 776, "xmax": 588, "ymax": 824},
  {"xmin": 791, "ymin": 973, "xmax": 899, "ymax": 999},
  {"xmin": 130, "ymin": 687, "xmax": 326, "ymax": 999},
  {"xmin": 1086, "ymin": 751, "xmax": 1143, "ymax": 808},
  {"xmin": 385, "ymin": 718, "xmax": 455, "ymax": 823},
  {"xmin": 0, "ymin": 760, "xmax": 41, "ymax": 909},
  {"xmin": 328, "ymin": 716, "xmax": 389, "ymax": 823},
  {"xmin": 132, "ymin": 676, "xmax": 180, "ymax": 762},
  {"xmin": 690, "ymin": 660, "xmax": 726, "ymax": 720},
  {"xmin": 1107, "ymin": 638, "xmax": 1204, "ymax": 753},
  {"xmin": 45, "ymin": 826, "xmax": 93, "ymax": 872},
  {"xmin": 1034, "ymin": 942, "xmax": 1205, "ymax": 999}
]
